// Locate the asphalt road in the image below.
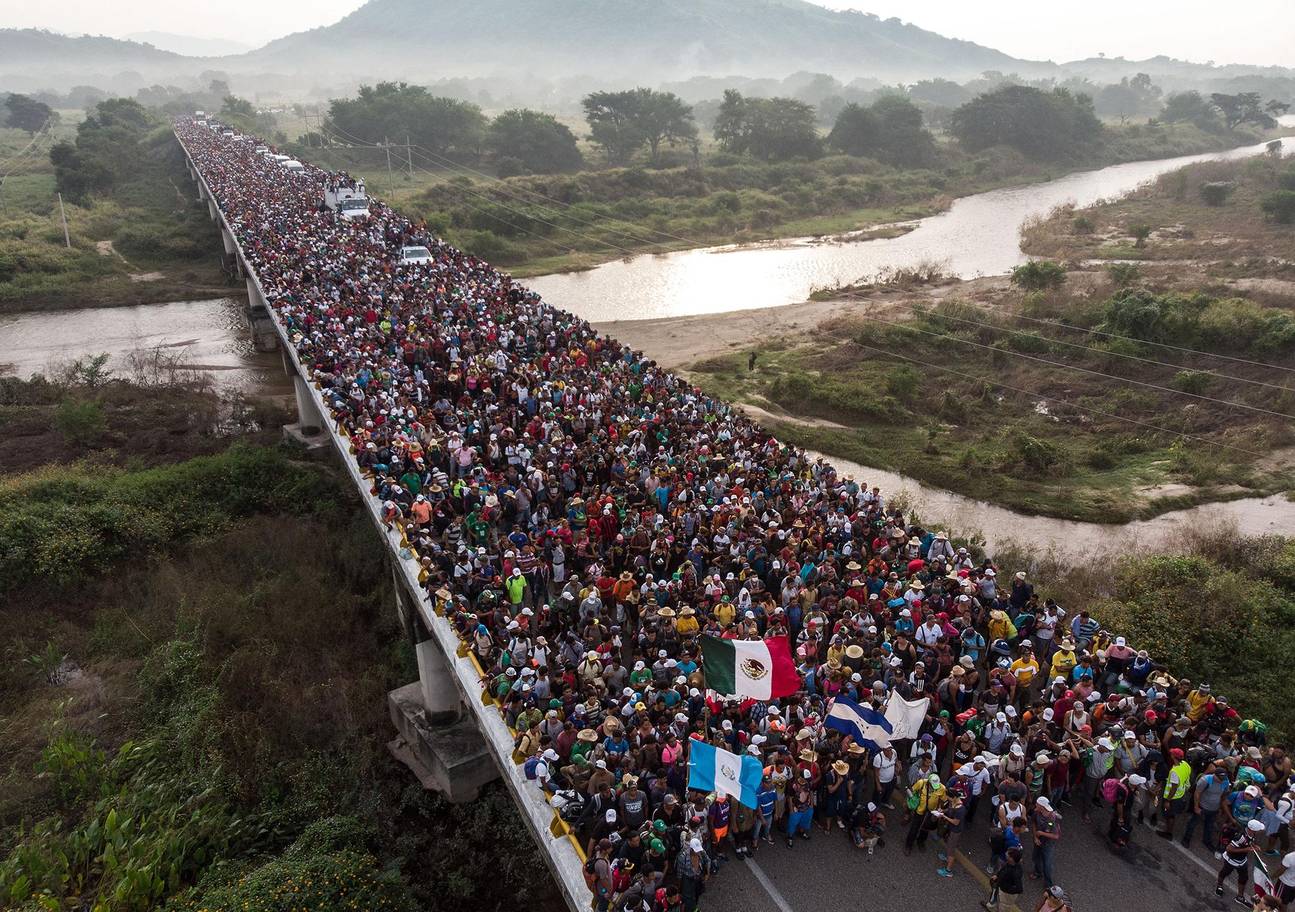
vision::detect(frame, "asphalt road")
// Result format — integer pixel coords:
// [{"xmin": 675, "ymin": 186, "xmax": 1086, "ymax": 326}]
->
[{"xmin": 703, "ymin": 802, "xmax": 1252, "ymax": 912}]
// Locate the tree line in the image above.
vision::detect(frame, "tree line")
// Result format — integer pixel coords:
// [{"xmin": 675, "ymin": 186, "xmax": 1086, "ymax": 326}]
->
[{"xmin": 319, "ymin": 78, "xmax": 1289, "ymax": 180}]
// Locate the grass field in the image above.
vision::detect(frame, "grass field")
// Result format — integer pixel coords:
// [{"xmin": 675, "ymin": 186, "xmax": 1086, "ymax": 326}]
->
[
  {"xmin": 683, "ymin": 261, "xmax": 1295, "ymax": 522},
  {"xmin": 0, "ymin": 124, "xmax": 232, "ymax": 314}
]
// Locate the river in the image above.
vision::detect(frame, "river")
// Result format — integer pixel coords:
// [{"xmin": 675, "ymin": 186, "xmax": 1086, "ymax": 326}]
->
[
  {"xmin": 529, "ymin": 134, "xmax": 1292, "ymax": 322},
  {"xmin": 3, "ymin": 138, "xmax": 1292, "ymax": 546},
  {"xmin": 804, "ymin": 451, "xmax": 1295, "ymax": 556},
  {"xmin": 0, "ymin": 296, "xmax": 291, "ymax": 395}
]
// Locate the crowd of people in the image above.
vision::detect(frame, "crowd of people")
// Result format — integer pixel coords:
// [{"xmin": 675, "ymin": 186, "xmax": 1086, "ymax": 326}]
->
[{"xmin": 179, "ymin": 119, "xmax": 1295, "ymax": 912}]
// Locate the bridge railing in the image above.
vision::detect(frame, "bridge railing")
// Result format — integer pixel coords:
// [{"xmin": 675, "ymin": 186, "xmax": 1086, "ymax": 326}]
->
[{"xmin": 176, "ymin": 130, "xmax": 593, "ymax": 912}]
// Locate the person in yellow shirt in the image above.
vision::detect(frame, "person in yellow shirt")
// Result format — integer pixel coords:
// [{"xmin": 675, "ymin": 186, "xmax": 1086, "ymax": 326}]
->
[
  {"xmin": 1185, "ymin": 683, "xmax": 1215, "ymax": 722},
  {"xmin": 1050, "ymin": 639, "xmax": 1079, "ymax": 681},
  {"xmin": 714, "ymin": 598, "xmax": 736, "ymax": 628},
  {"xmin": 1010, "ymin": 642, "xmax": 1040, "ymax": 704},
  {"xmin": 676, "ymin": 606, "xmax": 700, "ymax": 638}
]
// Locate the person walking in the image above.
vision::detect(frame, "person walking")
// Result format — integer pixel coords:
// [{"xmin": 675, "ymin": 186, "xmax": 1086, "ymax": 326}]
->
[
  {"xmin": 1217, "ymin": 819, "xmax": 1266, "ymax": 906},
  {"xmin": 1029, "ymin": 796, "xmax": 1062, "ymax": 890},
  {"xmin": 985, "ymin": 847, "xmax": 1025, "ymax": 912},
  {"xmin": 936, "ymin": 792, "xmax": 966, "ymax": 878}
]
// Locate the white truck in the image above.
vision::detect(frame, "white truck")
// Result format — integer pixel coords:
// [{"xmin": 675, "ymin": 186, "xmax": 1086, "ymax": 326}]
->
[{"xmin": 323, "ymin": 180, "xmax": 370, "ymax": 220}]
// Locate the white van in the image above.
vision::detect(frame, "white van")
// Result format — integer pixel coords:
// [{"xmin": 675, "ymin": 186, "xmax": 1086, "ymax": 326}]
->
[{"xmin": 399, "ymin": 245, "xmax": 433, "ymax": 265}]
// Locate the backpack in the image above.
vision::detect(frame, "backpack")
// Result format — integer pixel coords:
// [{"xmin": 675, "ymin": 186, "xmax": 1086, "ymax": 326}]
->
[
  {"xmin": 523, "ymin": 755, "xmax": 542, "ymax": 780},
  {"xmin": 1101, "ymin": 778, "xmax": 1125, "ymax": 804}
]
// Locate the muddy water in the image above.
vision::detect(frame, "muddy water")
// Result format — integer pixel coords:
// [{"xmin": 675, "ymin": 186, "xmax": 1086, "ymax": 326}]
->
[
  {"xmin": 0, "ymin": 297, "xmax": 291, "ymax": 395},
  {"xmin": 805, "ymin": 451, "xmax": 1295, "ymax": 557},
  {"xmin": 530, "ymin": 134, "xmax": 1293, "ymax": 322}
]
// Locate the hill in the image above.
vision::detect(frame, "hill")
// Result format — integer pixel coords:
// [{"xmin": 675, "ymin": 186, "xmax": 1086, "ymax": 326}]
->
[
  {"xmin": 0, "ymin": 29, "xmax": 199, "ymax": 94},
  {"xmin": 124, "ymin": 30, "xmax": 253, "ymax": 57},
  {"xmin": 241, "ymin": 0, "xmax": 1030, "ymax": 83}
]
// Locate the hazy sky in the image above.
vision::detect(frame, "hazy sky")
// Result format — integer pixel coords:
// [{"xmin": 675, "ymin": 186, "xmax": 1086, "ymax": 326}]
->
[{"xmin": 1, "ymin": 0, "xmax": 1291, "ymax": 67}]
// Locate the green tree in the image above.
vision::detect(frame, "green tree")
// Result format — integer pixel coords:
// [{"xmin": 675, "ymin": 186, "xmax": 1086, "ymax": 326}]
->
[
  {"xmin": 49, "ymin": 98, "xmax": 155, "ymax": 203},
  {"xmin": 326, "ymin": 83, "xmax": 485, "ymax": 159},
  {"xmin": 1095, "ymin": 73, "xmax": 1162, "ymax": 123},
  {"xmin": 581, "ymin": 88, "xmax": 696, "ymax": 166},
  {"xmin": 826, "ymin": 102, "xmax": 879, "ymax": 157},
  {"xmin": 1159, "ymin": 90, "xmax": 1222, "ymax": 130},
  {"xmin": 1210, "ymin": 92, "xmax": 1277, "ymax": 130},
  {"xmin": 712, "ymin": 90, "xmax": 820, "ymax": 162},
  {"xmin": 581, "ymin": 89, "xmax": 646, "ymax": 165},
  {"xmin": 4, "ymin": 93, "xmax": 54, "ymax": 133},
  {"xmin": 633, "ymin": 90, "xmax": 697, "ymax": 165},
  {"xmin": 485, "ymin": 109, "xmax": 582, "ymax": 174},
  {"xmin": 828, "ymin": 96, "xmax": 932, "ymax": 165},
  {"xmin": 220, "ymin": 94, "xmax": 256, "ymax": 119},
  {"xmin": 950, "ymin": 85, "xmax": 1102, "ymax": 160}
]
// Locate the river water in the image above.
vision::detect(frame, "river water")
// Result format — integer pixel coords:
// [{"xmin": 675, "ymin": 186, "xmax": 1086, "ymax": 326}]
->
[
  {"xmin": 529, "ymin": 134, "xmax": 1292, "ymax": 322},
  {"xmin": 0, "ymin": 296, "xmax": 291, "ymax": 395},
  {"xmin": 3, "ymin": 138, "xmax": 1292, "ymax": 545},
  {"xmin": 805, "ymin": 451, "xmax": 1295, "ymax": 556}
]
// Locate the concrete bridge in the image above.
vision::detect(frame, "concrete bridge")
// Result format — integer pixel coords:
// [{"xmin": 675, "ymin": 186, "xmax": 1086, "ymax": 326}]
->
[{"xmin": 177, "ymin": 132, "xmax": 593, "ymax": 912}]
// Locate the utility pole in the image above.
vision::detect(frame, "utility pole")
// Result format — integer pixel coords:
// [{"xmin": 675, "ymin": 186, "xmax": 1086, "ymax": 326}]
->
[
  {"xmin": 405, "ymin": 134, "xmax": 414, "ymax": 181},
  {"xmin": 57, "ymin": 192, "xmax": 71, "ymax": 248},
  {"xmin": 384, "ymin": 136, "xmax": 395, "ymax": 199}
]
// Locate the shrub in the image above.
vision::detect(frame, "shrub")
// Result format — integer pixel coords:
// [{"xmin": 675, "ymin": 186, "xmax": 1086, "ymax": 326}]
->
[
  {"xmin": 53, "ymin": 398, "xmax": 106, "ymax": 444},
  {"xmin": 1009, "ymin": 260, "xmax": 1067, "ymax": 292},
  {"xmin": 1106, "ymin": 262, "xmax": 1141, "ymax": 287},
  {"xmin": 1261, "ymin": 190, "xmax": 1295, "ymax": 224},
  {"xmin": 1071, "ymin": 215, "xmax": 1094, "ymax": 234},
  {"xmin": 1199, "ymin": 181, "xmax": 1235, "ymax": 206},
  {"xmin": 1129, "ymin": 224, "xmax": 1153, "ymax": 248},
  {"xmin": 1171, "ymin": 370, "xmax": 1212, "ymax": 394}
]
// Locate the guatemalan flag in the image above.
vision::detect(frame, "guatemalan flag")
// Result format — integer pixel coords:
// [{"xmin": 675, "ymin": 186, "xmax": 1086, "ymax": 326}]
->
[
  {"xmin": 688, "ymin": 739, "xmax": 764, "ymax": 809},
  {"xmin": 825, "ymin": 694, "xmax": 894, "ymax": 751},
  {"xmin": 700, "ymin": 635, "xmax": 800, "ymax": 700}
]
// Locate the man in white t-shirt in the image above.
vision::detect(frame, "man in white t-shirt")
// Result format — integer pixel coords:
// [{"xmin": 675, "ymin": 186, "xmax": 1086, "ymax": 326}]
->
[{"xmin": 873, "ymin": 745, "xmax": 901, "ymax": 807}]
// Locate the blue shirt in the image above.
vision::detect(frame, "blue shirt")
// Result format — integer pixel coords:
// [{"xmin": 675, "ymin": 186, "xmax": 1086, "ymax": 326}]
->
[{"xmin": 757, "ymin": 789, "xmax": 777, "ymax": 817}]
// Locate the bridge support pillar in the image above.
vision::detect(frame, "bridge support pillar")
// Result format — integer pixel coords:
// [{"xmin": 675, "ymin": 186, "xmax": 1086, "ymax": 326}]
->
[
  {"xmin": 279, "ymin": 347, "xmax": 329, "ymax": 450},
  {"xmin": 207, "ymin": 197, "xmax": 218, "ymax": 222},
  {"xmin": 387, "ymin": 571, "xmax": 499, "ymax": 803}
]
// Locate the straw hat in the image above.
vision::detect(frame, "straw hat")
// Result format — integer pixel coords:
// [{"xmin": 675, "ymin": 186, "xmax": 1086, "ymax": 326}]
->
[
  {"xmin": 799, "ymin": 749, "xmax": 818, "ymax": 762},
  {"xmin": 832, "ymin": 760, "xmax": 850, "ymax": 775},
  {"xmin": 578, "ymin": 728, "xmax": 599, "ymax": 742}
]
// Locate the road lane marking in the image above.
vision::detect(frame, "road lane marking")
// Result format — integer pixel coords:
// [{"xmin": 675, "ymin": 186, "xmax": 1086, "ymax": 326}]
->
[
  {"xmin": 955, "ymin": 850, "xmax": 993, "ymax": 891},
  {"xmin": 744, "ymin": 857, "xmax": 796, "ymax": 912}
]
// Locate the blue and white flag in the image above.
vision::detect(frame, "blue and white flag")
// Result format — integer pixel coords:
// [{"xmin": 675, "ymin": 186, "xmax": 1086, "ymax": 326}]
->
[
  {"xmin": 688, "ymin": 739, "xmax": 763, "ymax": 809},
  {"xmin": 825, "ymin": 694, "xmax": 893, "ymax": 751}
]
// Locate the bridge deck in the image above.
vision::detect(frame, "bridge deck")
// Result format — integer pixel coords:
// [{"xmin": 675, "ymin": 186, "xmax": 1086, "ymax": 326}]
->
[{"xmin": 176, "ymin": 128, "xmax": 593, "ymax": 912}]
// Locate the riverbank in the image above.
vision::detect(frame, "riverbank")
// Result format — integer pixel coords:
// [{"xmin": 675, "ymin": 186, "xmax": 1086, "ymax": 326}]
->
[
  {"xmin": 595, "ymin": 265, "xmax": 1295, "ymax": 525},
  {"xmin": 0, "ymin": 122, "xmax": 235, "ymax": 315},
  {"xmin": 342, "ymin": 121, "xmax": 1272, "ymax": 279}
]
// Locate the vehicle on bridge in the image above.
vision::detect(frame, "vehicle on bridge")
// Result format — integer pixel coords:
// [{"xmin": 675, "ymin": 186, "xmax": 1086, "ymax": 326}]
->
[
  {"xmin": 280, "ymin": 159, "xmax": 307, "ymax": 175},
  {"xmin": 399, "ymin": 245, "xmax": 434, "ymax": 265},
  {"xmin": 324, "ymin": 180, "xmax": 369, "ymax": 220}
]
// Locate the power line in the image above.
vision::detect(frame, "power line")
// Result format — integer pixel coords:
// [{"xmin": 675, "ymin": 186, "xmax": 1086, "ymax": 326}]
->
[
  {"xmin": 310, "ymin": 121, "xmax": 593, "ymax": 256},
  {"xmin": 848, "ymin": 338, "xmax": 1269, "ymax": 460},
  {"xmin": 316, "ymin": 122, "xmax": 650, "ymax": 260},
  {"xmin": 321, "ymin": 118, "xmax": 706, "ymax": 254},
  {"xmin": 959, "ymin": 298, "xmax": 1295, "ymax": 376},
  {"xmin": 856, "ymin": 310, "xmax": 1295, "ymax": 421},
  {"xmin": 852, "ymin": 294, "xmax": 1295, "ymax": 394}
]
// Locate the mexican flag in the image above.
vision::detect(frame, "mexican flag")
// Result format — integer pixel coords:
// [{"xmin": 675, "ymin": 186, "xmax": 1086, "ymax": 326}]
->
[{"xmin": 701, "ymin": 635, "xmax": 800, "ymax": 700}]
